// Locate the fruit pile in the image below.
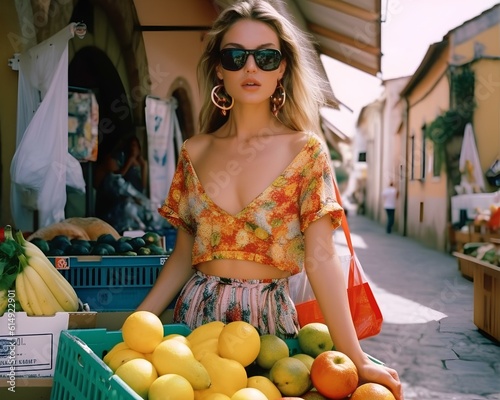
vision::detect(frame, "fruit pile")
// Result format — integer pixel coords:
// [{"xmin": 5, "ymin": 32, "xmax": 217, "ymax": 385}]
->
[
  {"xmin": 30, "ymin": 231, "xmax": 169, "ymax": 257},
  {"xmin": 105, "ymin": 311, "xmax": 395, "ymax": 400},
  {"xmin": 0, "ymin": 225, "xmax": 80, "ymax": 316}
]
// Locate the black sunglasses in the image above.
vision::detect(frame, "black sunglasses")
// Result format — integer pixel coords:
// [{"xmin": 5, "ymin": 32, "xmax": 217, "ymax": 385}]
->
[{"xmin": 219, "ymin": 48, "xmax": 282, "ymax": 71}]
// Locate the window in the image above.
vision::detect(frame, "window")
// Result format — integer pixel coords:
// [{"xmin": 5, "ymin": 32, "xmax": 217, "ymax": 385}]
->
[{"xmin": 410, "ymin": 134, "xmax": 415, "ymax": 180}]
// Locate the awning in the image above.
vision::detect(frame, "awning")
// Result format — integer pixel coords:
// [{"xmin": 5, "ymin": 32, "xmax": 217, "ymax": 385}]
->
[
  {"xmin": 291, "ymin": 0, "xmax": 382, "ymax": 76},
  {"xmin": 213, "ymin": 1, "xmax": 382, "ymax": 77}
]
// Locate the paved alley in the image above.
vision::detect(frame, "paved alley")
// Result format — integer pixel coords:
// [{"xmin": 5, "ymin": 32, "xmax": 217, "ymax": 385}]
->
[{"xmin": 334, "ymin": 214, "xmax": 500, "ymax": 400}]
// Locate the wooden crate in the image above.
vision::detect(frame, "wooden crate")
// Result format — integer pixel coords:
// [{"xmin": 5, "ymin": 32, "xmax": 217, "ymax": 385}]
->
[
  {"xmin": 453, "ymin": 251, "xmax": 475, "ymax": 281},
  {"xmin": 454, "ymin": 253, "xmax": 500, "ymax": 342}
]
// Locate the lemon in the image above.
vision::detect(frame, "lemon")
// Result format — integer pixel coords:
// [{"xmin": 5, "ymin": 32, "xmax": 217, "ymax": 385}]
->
[
  {"xmin": 204, "ymin": 394, "xmax": 231, "ymax": 400},
  {"xmin": 103, "ymin": 341, "xmax": 129, "ymax": 364},
  {"xmin": 115, "ymin": 358, "xmax": 158, "ymax": 399},
  {"xmin": 231, "ymin": 388, "xmax": 268, "ymax": 400},
  {"xmin": 269, "ymin": 356, "xmax": 311, "ymax": 397},
  {"xmin": 218, "ymin": 321, "xmax": 260, "ymax": 367},
  {"xmin": 163, "ymin": 333, "xmax": 191, "ymax": 348},
  {"xmin": 191, "ymin": 337, "xmax": 219, "ymax": 361},
  {"xmin": 152, "ymin": 340, "xmax": 211, "ymax": 390},
  {"xmin": 292, "ymin": 353, "xmax": 315, "ymax": 372},
  {"xmin": 246, "ymin": 375, "xmax": 282, "ymax": 400},
  {"xmin": 149, "ymin": 373, "xmax": 194, "ymax": 400},
  {"xmin": 256, "ymin": 334, "xmax": 289, "ymax": 369},
  {"xmin": 297, "ymin": 323, "xmax": 334, "ymax": 358},
  {"xmin": 122, "ymin": 311, "xmax": 164, "ymax": 354},
  {"xmin": 106, "ymin": 348, "xmax": 145, "ymax": 372},
  {"xmin": 196, "ymin": 352, "xmax": 248, "ymax": 398}
]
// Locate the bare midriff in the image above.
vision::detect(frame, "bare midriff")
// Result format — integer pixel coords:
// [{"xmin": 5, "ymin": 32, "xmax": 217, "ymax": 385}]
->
[{"xmin": 196, "ymin": 259, "xmax": 291, "ymax": 280}]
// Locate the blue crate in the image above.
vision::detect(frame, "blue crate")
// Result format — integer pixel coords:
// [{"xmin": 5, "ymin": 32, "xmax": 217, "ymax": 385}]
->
[{"xmin": 50, "ymin": 255, "xmax": 169, "ymax": 312}]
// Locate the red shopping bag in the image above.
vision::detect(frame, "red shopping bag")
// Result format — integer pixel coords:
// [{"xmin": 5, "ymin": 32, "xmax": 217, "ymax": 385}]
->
[{"xmin": 292, "ymin": 180, "xmax": 383, "ymax": 340}]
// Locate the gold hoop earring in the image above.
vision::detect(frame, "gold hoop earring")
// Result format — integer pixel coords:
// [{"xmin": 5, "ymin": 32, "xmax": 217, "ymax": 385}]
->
[
  {"xmin": 270, "ymin": 81, "xmax": 286, "ymax": 117},
  {"xmin": 211, "ymin": 84, "xmax": 234, "ymax": 116}
]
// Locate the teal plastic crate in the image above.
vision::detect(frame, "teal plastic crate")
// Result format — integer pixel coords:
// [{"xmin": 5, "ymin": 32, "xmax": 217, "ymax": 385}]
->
[
  {"xmin": 50, "ymin": 324, "xmax": 191, "ymax": 400},
  {"xmin": 50, "ymin": 255, "xmax": 170, "ymax": 311},
  {"xmin": 50, "ymin": 324, "xmax": 383, "ymax": 400}
]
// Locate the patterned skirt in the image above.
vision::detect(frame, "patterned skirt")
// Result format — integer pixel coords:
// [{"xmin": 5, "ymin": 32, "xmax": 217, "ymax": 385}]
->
[{"xmin": 173, "ymin": 270, "xmax": 300, "ymax": 339}]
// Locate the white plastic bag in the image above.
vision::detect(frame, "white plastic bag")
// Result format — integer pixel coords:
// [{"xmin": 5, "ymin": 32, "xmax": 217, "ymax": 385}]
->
[
  {"xmin": 289, "ymin": 254, "xmax": 351, "ymax": 304},
  {"xmin": 10, "ymin": 24, "xmax": 85, "ymax": 230}
]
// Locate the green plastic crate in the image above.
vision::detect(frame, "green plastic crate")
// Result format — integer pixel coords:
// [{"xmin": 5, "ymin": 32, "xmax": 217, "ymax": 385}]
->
[{"xmin": 50, "ymin": 324, "xmax": 191, "ymax": 400}]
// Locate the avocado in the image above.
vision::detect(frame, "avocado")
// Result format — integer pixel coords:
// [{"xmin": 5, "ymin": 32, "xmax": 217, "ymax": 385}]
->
[
  {"xmin": 90, "ymin": 243, "xmax": 116, "ymax": 255},
  {"xmin": 71, "ymin": 239, "xmax": 91, "ymax": 249},
  {"xmin": 146, "ymin": 243, "xmax": 168, "ymax": 255},
  {"xmin": 97, "ymin": 233, "xmax": 117, "ymax": 245},
  {"xmin": 142, "ymin": 231, "xmax": 161, "ymax": 247},
  {"xmin": 46, "ymin": 248, "xmax": 65, "ymax": 257},
  {"xmin": 49, "ymin": 235, "xmax": 72, "ymax": 252},
  {"xmin": 113, "ymin": 240, "xmax": 134, "ymax": 254},
  {"xmin": 137, "ymin": 246, "xmax": 152, "ymax": 256},
  {"xmin": 30, "ymin": 238, "xmax": 50, "ymax": 254},
  {"xmin": 65, "ymin": 243, "xmax": 91, "ymax": 256},
  {"xmin": 128, "ymin": 237, "xmax": 147, "ymax": 251}
]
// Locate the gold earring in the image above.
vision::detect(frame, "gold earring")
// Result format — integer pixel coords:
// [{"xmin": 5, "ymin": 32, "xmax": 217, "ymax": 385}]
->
[
  {"xmin": 211, "ymin": 84, "xmax": 234, "ymax": 116},
  {"xmin": 270, "ymin": 81, "xmax": 286, "ymax": 117}
]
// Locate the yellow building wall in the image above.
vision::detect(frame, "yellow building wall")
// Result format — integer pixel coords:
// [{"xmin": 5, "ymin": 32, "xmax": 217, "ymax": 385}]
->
[
  {"xmin": 405, "ymin": 56, "xmax": 450, "ymax": 250},
  {"xmin": 134, "ymin": 1, "xmax": 217, "ymax": 110},
  {"xmin": 472, "ymin": 60, "xmax": 500, "ymax": 190},
  {"xmin": 0, "ymin": 0, "xmax": 216, "ymax": 227},
  {"xmin": 0, "ymin": 3, "xmax": 24, "ymax": 226},
  {"xmin": 452, "ymin": 23, "xmax": 500, "ymax": 189}
]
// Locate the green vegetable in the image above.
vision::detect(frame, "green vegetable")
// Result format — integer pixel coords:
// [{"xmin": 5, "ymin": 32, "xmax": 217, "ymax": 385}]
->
[
  {"xmin": 146, "ymin": 243, "xmax": 168, "ymax": 255},
  {"xmin": 137, "ymin": 247, "xmax": 152, "ymax": 256},
  {"xmin": 65, "ymin": 243, "xmax": 91, "ymax": 256},
  {"xmin": 49, "ymin": 235, "xmax": 72, "ymax": 252},
  {"xmin": 0, "ymin": 226, "xmax": 24, "ymax": 291},
  {"xmin": 90, "ymin": 243, "xmax": 116, "ymax": 255},
  {"xmin": 30, "ymin": 238, "xmax": 50, "ymax": 254},
  {"xmin": 128, "ymin": 237, "xmax": 147, "ymax": 251},
  {"xmin": 97, "ymin": 233, "xmax": 117, "ymax": 245},
  {"xmin": 143, "ymin": 232, "xmax": 161, "ymax": 247},
  {"xmin": 113, "ymin": 241, "xmax": 134, "ymax": 254}
]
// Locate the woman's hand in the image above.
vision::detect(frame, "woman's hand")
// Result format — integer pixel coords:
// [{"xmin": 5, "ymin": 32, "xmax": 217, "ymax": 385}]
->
[{"xmin": 357, "ymin": 361, "xmax": 404, "ymax": 400}]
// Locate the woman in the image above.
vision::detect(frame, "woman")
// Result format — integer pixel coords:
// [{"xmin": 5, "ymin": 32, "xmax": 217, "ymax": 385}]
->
[{"xmin": 137, "ymin": 1, "xmax": 403, "ymax": 398}]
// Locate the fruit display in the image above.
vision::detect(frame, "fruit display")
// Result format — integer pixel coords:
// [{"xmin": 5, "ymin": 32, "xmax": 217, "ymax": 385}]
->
[
  {"xmin": 30, "ymin": 230, "xmax": 169, "ymax": 257},
  {"xmin": 0, "ymin": 225, "xmax": 80, "ymax": 316},
  {"xmin": 103, "ymin": 312, "xmax": 394, "ymax": 400}
]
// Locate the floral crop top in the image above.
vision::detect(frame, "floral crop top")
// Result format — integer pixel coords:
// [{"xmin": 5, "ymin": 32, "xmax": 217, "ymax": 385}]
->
[{"xmin": 158, "ymin": 134, "xmax": 344, "ymax": 275}]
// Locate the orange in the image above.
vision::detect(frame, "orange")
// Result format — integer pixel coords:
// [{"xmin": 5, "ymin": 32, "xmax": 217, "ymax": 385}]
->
[
  {"xmin": 121, "ymin": 311, "xmax": 164, "ymax": 354},
  {"xmin": 350, "ymin": 382, "xmax": 396, "ymax": 400},
  {"xmin": 310, "ymin": 350, "xmax": 358, "ymax": 399}
]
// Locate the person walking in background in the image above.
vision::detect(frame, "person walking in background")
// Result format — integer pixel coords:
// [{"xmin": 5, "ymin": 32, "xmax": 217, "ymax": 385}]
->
[
  {"xmin": 137, "ymin": 1, "xmax": 403, "ymax": 398},
  {"xmin": 382, "ymin": 181, "xmax": 399, "ymax": 234}
]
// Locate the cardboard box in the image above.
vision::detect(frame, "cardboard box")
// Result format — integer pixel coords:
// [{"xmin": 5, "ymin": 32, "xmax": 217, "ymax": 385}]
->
[
  {"xmin": 0, "ymin": 312, "xmax": 96, "ymax": 399},
  {"xmin": 0, "ymin": 310, "xmax": 171, "ymax": 399}
]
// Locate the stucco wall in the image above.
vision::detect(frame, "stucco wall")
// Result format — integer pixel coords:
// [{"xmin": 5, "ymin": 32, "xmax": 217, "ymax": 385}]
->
[{"xmin": 405, "ymin": 57, "xmax": 450, "ymax": 250}]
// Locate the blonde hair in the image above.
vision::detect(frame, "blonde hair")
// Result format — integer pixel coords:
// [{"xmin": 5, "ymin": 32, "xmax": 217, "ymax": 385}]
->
[{"xmin": 198, "ymin": 0, "xmax": 329, "ymax": 134}]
